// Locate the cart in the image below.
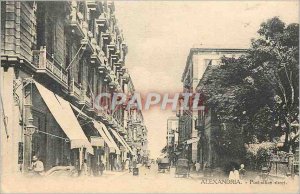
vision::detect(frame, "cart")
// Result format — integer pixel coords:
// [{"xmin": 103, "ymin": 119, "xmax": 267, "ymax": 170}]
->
[
  {"xmin": 175, "ymin": 159, "xmax": 189, "ymax": 178},
  {"xmin": 157, "ymin": 158, "xmax": 170, "ymax": 173}
]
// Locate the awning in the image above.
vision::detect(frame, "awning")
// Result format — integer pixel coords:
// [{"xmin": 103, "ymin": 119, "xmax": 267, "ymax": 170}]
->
[
  {"xmin": 35, "ymin": 82, "xmax": 94, "ymax": 155},
  {"xmin": 186, "ymin": 137, "xmax": 200, "ymax": 145},
  {"xmin": 93, "ymin": 121, "xmax": 116, "ymax": 153},
  {"xmin": 101, "ymin": 125, "xmax": 121, "ymax": 155},
  {"xmin": 111, "ymin": 129, "xmax": 133, "ymax": 154},
  {"xmin": 70, "ymin": 104, "xmax": 120, "ymax": 154}
]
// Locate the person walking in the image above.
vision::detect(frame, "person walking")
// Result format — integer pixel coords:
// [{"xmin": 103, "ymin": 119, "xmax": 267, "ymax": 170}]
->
[
  {"xmin": 98, "ymin": 160, "xmax": 105, "ymax": 176},
  {"xmin": 125, "ymin": 159, "xmax": 129, "ymax": 171},
  {"xmin": 195, "ymin": 162, "xmax": 201, "ymax": 175},
  {"xmin": 80, "ymin": 159, "xmax": 88, "ymax": 176},
  {"xmin": 229, "ymin": 166, "xmax": 240, "ymax": 180},
  {"xmin": 129, "ymin": 160, "xmax": 133, "ymax": 172},
  {"xmin": 239, "ymin": 164, "xmax": 246, "ymax": 180}
]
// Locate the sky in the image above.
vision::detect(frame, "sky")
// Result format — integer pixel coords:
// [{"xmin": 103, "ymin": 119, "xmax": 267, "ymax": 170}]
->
[{"xmin": 114, "ymin": 0, "xmax": 299, "ymax": 158}]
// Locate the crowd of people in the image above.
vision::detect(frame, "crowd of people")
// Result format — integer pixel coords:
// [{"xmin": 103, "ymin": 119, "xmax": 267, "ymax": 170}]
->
[
  {"xmin": 228, "ymin": 164, "xmax": 246, "ymax": 180},
  {"xmin": 27, "ymin": 155, "xmax": 141, "ymax": 177},
  {"xmin": 187, "ymin": 161, "xmax": 247, "ymax": 180}
]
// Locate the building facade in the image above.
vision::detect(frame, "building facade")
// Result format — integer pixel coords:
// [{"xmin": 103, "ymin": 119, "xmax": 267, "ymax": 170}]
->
[
  {"xmin": 1, "ymin": 1, "xmax": 148, "ymax": 176},
  {"xmin": 178, "ymin": 48, "xmax": 246, "ymax": 164},
  {"xmin": 166, "ymin": 116, "xmax": 179, "ymax": 165}
]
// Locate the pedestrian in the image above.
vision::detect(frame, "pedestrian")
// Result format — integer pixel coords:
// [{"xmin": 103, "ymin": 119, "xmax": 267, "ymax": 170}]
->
[
  {"xmin": 239, "ymin": 164, "xmax": 246, "ymax": 180},
  {"xmin": 125, "ymin": 159, "xmax": 129, "ymax": 170},
  {"xmin": 80, "ymin": 159, "xmax": 88, "ymax": 176},
  {"xmin": 195, "ymin": 162, "xmax": 201, "ymax": 175},
  {"xmin": 29, "ymin": 155, "xmax": 44, "ymax": 176},
  {"xmin": 133, "ymin": 159, "xmax": 137, "ymax": 168},
  {"xmin": 203, "ymin": 161, "xmax": 208, "ymax": 177},
  {"xmin": 234, "ymin": 167, "xmax": 240, "ymax": 180},
  {"xmin": 189, "ymin": 161, "xmax": 194, "ymax": 172},
  {"xmin": 121, "ymin": 160, "xmax": 125, "ymax": 171},
  {"xmin": 229, "ymin": 166, "xmax": 239, "ymax": 180},
  {"xmin": 147, "ymin": 160, "xmax": 151, "ymax": 169},
  {"xmin": 129, "ymin": 160, "xmax": 133, "ymax": 172},
  {"xmin": 98, "ymin": 160, "xmax": 105, "ymax": 176}
]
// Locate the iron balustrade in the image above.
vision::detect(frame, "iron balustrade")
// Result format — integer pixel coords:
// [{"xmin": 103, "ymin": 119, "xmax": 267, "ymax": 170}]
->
[{"xmin": 32, "ymin": 48, "xmax": 68, "ymax": 85}]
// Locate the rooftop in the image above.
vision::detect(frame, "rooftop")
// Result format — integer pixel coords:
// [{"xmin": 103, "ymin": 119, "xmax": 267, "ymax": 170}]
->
[{"xmin": 181, "ymin": 47, "xmax": 248, "ymax": 82}]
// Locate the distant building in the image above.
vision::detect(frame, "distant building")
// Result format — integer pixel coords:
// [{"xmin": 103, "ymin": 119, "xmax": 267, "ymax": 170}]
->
[
  {"xmin": 167, "ymin": 116, "xmax": 179, "ymax": 149},
  {"xmin": 178, "ymin": 47, "xmax": 246, "ymax": 163}
]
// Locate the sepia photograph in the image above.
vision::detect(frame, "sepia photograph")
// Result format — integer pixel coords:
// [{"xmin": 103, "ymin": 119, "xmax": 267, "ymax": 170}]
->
[{"xmin": 0, "ymin": 0, "xmax": 299, "ymax": 193}]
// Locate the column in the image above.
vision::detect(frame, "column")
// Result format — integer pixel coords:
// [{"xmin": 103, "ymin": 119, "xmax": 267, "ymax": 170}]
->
[{"xmin": 23, "ymin": 80, "xmax": 36, "ymax": 172}]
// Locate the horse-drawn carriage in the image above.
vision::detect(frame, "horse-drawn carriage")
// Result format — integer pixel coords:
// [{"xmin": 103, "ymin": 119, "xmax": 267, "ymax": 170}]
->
[
  {"xmin": 157, "ymin": 158, "xmax": 170, "ymax": 173},
  {"xmin": 175, "ymin": 158, "xmax": 189, "ymax": 178}
]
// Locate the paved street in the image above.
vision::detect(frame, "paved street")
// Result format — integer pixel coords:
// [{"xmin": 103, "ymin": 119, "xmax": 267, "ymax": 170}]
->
[{"xmin": 3, "ymin": 165, "xmax": 298, "ymax": 193}]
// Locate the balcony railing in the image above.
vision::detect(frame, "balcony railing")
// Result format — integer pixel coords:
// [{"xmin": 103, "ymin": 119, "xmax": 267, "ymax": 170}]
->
[
  {"xmin": 97, "ymin": 107, "xmax": 112, "ymax": 123},
  {"xmin": 69, "ymin": 9, "xmax": 85, "ymax": 37},
  {"xmin": 106, "ymin": 71, "xmax": 115, "ymax": 83},
  {"xmin": 108, "ymin": 80, "xmax": 118, "ymax": 89},
  {"xmin": 122, "ymin": 70, "xmax": 130, "ymax": 83},
  {"xmin": 102, "ymin": 33, "xmax": 112, "ymax": 44},
  {"xmin": 114, "ymin": 61, "xmax": 123, "ymax": 70},
  {"xmin": 86, "ymin": 1, "xmax": 97, "ymax": 10},
  {"xmin": 95, "ymin": 14, "xmax": 109, "ymax": 30},
  {"xmin": 79, "ymin": 88, "xmax": 92, "ymax": 107},
  {"xmin": 69, "ymin": 78, "xmax": 81, "ymax": 100},
  {"xmin": 32, "ymin": 48, "xmax": 68, "ymax": 86}
]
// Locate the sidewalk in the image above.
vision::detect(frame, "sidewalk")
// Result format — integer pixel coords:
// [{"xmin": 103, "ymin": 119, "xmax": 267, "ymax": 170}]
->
[{"xmin": 92, "ymin": 170, "xmax": 129, "ymax": 180}]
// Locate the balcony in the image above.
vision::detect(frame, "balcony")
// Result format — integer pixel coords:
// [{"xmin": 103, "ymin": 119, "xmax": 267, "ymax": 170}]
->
[
  {"xmin": 69, "ymin": 78, "xmax": 81, "ymax": 100},
  {"xmin": 86, "ymin": 1, "xmax": 97, "ymax": 10},
  {"xmin": 107, "ymin": 44, "xmax": 116, "ymax": 54},
  {"xmin": 102, "ymin": 33, "xmax": 112, "ymax": 44},
  {"xmin": 106, "ymin": 71, "xmax": 116, "ymax": 83},
  {"xmin": 121, "ymin": 43, "xmax": 128, "ymax": 55},
  {"xmin": 68, "ymin": 9, "xmax": 85, "ymax": 38},
  {"xmin": 96, "ymin": 108, "xmax": 114, "ymax": 125},
  {"xmin": 81, "ymin": 35, "xmax": 95, "ymax": 53},
  {"xmin": 122, "ymin": 71, "xmax": 130, "ymax": 84},
  {"xmin": 114, "ymin": 61, "xmax": 123, "ymax": 70},
  {"xmin": 115, "ymin": 84, "xmax": 122, "ymax": 93},
  {"xmin": 79, "ymin": 89, "xmax": 92, "ymax": 108},
  {"xmin": 98, "ymin": 63, "xmax": 109, "ymax": 74},
  {"xmin": 108, "ymin": 80, "xmax": 118, "ymax": 90},
  {"xmin": 32, "ymin": 48, "xmax": 68, "ymax": 87},
  {"xmin": 90, "ymin": 53, "xmax": 101, "ymax": 66},
  {"xmin": 95, "ymin": 15, "xmax": 108, "ymax": 30},
  {"xmin": 119, "ymin": 127, "xmax": 127, "ymax": 135}
]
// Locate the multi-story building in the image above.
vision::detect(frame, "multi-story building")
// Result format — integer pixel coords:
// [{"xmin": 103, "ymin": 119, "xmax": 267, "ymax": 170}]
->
[
  {"xmin": 123, "ymin": 77, "xmax": 149, "ymax": 161},
  {"xmin": 1, "ymin": 1, "xmax": 147, "ymax": 176},
  {"xmin": 167, "ymin": 117, "xmax": 178, "ymax": 150},
  {"xmin": 166, "ymin": 116, "xmax": 179, "ymax": 165},
  {"xmin": 178, "ymin": 47, "xmax": 246, "ymax": 164}
]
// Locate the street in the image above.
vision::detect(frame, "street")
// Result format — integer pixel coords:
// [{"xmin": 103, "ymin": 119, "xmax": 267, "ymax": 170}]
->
[{"xmin": 2, "ymin": 165, "xmax": 298, "ymax": 193}]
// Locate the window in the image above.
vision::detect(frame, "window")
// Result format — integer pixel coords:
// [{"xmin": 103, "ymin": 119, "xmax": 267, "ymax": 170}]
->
[
  {"xmin": 86, "ymin": 66, "xmax": 94, "ymax": 97},
  {"xmin": 44, "ymin": 17, "xmax": 57, "ymax": 56},
  {"xmin": 78, "ymin": 2, "xmax": 86, "ymax": 20},
  {"xmin": 78, "ymin": 58, "xmax": 84, "ymax": 85},
  {"xmin": 88, "ymin": 11, "xmax": 96, "ymax": 37}
]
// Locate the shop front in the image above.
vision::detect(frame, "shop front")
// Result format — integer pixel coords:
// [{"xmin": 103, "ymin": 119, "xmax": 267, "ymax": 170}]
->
[{"xmin": 27, "ymin": 82, "xmax": 94, "ymax": 172}]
